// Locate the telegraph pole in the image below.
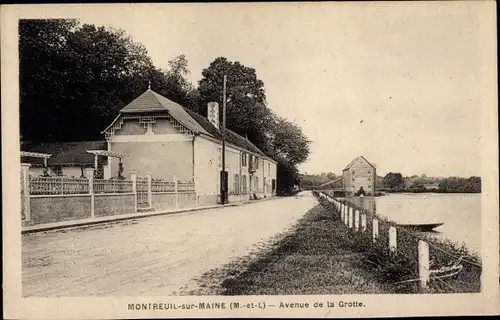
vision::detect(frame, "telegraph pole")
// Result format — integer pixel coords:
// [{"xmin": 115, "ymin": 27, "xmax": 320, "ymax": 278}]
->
[{"xmin": 220, "ymin": 75, "xmax": 227, "ymax": 204}]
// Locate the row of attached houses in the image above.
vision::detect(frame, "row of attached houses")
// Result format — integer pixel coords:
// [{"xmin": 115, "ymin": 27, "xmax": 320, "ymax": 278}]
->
[{"xmin": 22, "ymin": 88, "xmax": 278, "ymax": 203}]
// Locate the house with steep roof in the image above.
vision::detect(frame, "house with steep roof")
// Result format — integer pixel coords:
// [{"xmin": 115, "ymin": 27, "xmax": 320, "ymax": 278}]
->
[
  {"xmin": 21, "ymin": 141, "xmax": 109, "ymax": 178},
  {"xmin": 102, "ymin": 88, "xmax": 278, "ymax": 204},
  {"xmin": 342, "ymin": 156, "xmax": 376, "ymax": 196}
]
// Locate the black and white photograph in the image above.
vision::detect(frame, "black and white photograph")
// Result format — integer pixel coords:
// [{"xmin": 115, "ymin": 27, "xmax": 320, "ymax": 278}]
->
[{"xmin": 2, "ymin": 1, "xmax": 499, "ymax": 319}]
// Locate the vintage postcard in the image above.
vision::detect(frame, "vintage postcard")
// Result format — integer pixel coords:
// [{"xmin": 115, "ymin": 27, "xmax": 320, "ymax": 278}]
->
[{"xmin": 2, "ymin": 1, "xmax": 499, "ymax": 319}]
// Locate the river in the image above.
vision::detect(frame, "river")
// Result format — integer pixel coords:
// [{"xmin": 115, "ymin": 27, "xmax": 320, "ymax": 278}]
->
[{"xmin": 333, "ymin": 193, "xmax": 481, "ymax": 254}]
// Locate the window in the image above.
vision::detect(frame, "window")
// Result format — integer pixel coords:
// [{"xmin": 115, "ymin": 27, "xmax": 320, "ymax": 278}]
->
[
  {"xmin": 255, "ymin": 177, "xmax": 259, "ymax": 192},
  {"xmin": 242, "ymin": 153, "xmax": 247, "ymax": 167},
  {"xmin": 52, "ymin": 166, "xmax": 62, "ymax": 176},
  {"xmin": 268, "ymin": 163, "xmax": 271, "ymax": 175},
  {"xmin": 241, "ymin": 175, "xmax": 247, "ymax": 193},
  {"xmin": 234, "ymin": 173, "xmax": 240, "ymax": 194},
  {"xmin": 255, "ymin": 157, "xmax": 259, "ymax": 169},
  {"xmin": 218, "ymin": 148, "xmax": 222, "ymax": 167}
]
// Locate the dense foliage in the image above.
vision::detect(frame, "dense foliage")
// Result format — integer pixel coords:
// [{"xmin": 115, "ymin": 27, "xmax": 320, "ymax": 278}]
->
[
  {"xmin": 19, "ymin": 19, "xmax": 199, "ymax": 143},
  {"xmin": 382, "ymin": 172, "xmax": 404, "ymax": 189}
]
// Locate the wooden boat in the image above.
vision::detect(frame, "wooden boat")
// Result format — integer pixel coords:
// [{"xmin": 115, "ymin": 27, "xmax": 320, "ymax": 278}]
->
[{"xmin": 398, "ymin": 222, "xmax": 444, "ymax": 231}]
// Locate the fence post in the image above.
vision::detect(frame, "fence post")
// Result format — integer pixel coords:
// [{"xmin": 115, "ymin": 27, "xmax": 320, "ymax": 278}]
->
[
  {"xmin": 389, "ymin": 226, "xmax": 397, "ymax": 254},
  {"xmin": 348, "ymin": 206, "xmax": 353, "ymax": 228},
  {"xmin": 372, "ymin": 218, "xmax": 379, "ymax": 243},
  {"xmin": 361, "ymin": 213, "xmax": 367, "ymax": 232},
  {"xmin": 130, "ymin": 171, "xmax": 137, "ymax": 213},
  {"xmin": 21, "ymin": 163, "xmax": 31, "ymax": 222},
  {"xmin": 340, "ymin": 203, "xmax": 344, "ymax": 221},
  {"xmin": 354, "ymin": 210, "xmax": 360, "ymax": 231},
  {"xmin": 85, "ymin": 168, "xmax": 95, "ymax": 218},
  {"xmin": 146, "ymin": 173, "xmax": 152, "ymax": 208},
  {"xmin": 344, "ymin": 205, "xmax": 349, "ymax": 226},
  {"xmin": 418, "ymin": 240, "xmax": 430, "ymax": 289},
  {"xmin": 173, "ymin": 175, "xmax": 179, "ymax": 209}
]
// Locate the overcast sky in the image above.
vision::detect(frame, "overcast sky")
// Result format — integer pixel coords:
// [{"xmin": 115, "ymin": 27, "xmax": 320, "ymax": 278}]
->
[{"xmin": 49, "ymin": 2, "xmax": 489, "ymax": 177}]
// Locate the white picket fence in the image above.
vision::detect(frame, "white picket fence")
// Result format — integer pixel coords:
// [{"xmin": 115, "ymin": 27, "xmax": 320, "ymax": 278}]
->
[
  {"xmin": 28, "ymin": 176, "xmax": 192, "ymax": 195},
  {"xmin": 93, "ymin": 179, "xmax": 133, "ymax": 194},
  {"xmin": 22, "ymin": 165, "xmax": 198, "ymax": 224},
  {"xmin": 29, "ymin": 177, "xmax": 90, "ymax": 195}
]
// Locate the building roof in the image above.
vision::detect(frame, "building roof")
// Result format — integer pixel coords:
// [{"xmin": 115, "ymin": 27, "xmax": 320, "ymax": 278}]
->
[
  {"xmin": 109, "ymin": 88, "xmax": 276, "ymax": 163},
  {"xmin": 21, "ymin": 141, "xmax": 108, "ymax": 166},
  {"xmin": 117, "ymin": 89, "xmax": 209, "ymax": 135},
  {"xmin": 342, "ymin": 156, "xmax": 376, "ymax": 171},
  {"xmin": 184, "ymin": 108, "xmax": 273, "ymax": 161}
]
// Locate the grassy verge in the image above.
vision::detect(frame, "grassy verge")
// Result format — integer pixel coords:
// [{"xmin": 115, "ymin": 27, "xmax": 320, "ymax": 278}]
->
[
  {"xmin": 319, "ymin": 192, "xmax": 481, "ymax": 293},
  {"xmin": 177, "ymin": 193, "xmax": 481, "ymax": 295}
]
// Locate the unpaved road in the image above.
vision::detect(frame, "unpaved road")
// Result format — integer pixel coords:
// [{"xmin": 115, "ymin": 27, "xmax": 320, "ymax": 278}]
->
[{"xmin": 22, "ymin": 192, "xmax": 317, "ymax": 296}]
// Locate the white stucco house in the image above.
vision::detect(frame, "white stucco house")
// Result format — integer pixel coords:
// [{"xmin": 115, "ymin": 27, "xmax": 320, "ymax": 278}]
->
[{"xmin": 102, "ymin": 88, "xmax": 278, "ymax": 204}]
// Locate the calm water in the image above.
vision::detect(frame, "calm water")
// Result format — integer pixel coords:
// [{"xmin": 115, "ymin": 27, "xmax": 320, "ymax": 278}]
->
[{"xmin": 335, "ymin": 193, "xmax": 481, "ymax": 254}]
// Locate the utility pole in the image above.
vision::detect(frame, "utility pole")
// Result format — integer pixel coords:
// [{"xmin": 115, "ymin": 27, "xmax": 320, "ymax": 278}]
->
[{"xmin": 220, "ymin": 75, "xmax": 227, "ymax": 204}]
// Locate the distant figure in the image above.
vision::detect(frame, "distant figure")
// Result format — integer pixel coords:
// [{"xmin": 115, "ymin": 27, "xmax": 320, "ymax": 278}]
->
[
  {"xmin": 41, "ymin": 167, "xmax": 50, "ymax": 177},
  {"xmin": 355, "ymin": 187, "xmax": 366, "ymax": 197}
]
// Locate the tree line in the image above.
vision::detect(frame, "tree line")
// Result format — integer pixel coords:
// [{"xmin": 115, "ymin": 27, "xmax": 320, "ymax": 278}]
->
[
  {"xmin": 380, "ymin": 172, "xmax": 481, "ymax": 193},
  {"xmin": 19, "ymin": 19, "xmax": 310, "ymax": 195},
  {"xmin": 299, "ymin": 172, "xmax": 338, "ymax": 190}
]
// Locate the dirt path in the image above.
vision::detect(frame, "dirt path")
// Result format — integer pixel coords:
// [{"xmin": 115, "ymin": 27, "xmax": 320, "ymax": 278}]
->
[{"xmin": 22, "ymin": 192, "xmax": 317, "ymax": 297}]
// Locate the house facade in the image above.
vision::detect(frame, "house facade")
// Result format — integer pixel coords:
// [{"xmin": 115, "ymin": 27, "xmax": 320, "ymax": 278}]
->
[
  {"xmin": 342, "ymin": 156, "xmax": 376, "ymax": 196},
  {"xmin": 102, "ymin": 88, "xmax": 277, "ymax": 203}
]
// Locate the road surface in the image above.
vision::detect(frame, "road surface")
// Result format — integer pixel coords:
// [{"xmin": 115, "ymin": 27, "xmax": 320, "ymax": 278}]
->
[{"xmin": 22, "ymin": 192, "xmax": 317, "ymax": 296}]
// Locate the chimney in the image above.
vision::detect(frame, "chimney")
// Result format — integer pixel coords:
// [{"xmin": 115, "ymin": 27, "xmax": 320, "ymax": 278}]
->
[{"xmin": 207, "ymin": 102, "xmax": 219, "ymax": 128}]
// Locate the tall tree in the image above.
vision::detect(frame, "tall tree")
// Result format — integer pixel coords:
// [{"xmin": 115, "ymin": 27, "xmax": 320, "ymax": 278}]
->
[
  {"xmin": 383, "ymin": 172, "xmax": 404, "ymax": 189},
  {"xmin": 268, "ymin": 116, "xmax": 310, "ymax": 165},
  {"xmin": 197, "ymin": 57, "xmax": 272, "ymax": 151},
  {"xmin": 152, "ymin": 55, "xmax": 199, "ymax": 112},
  {"xmin": 19, "ymin": 19, "xmax": 156, "ymax": 142}
]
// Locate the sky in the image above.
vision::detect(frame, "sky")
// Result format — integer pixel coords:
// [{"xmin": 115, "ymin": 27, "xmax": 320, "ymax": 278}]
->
[{"xmin": 35, "ymin": 2, "xmax": 491, "ymax": 177}]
